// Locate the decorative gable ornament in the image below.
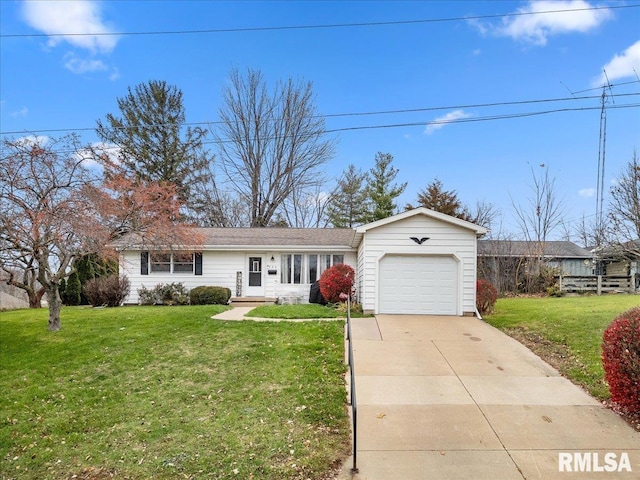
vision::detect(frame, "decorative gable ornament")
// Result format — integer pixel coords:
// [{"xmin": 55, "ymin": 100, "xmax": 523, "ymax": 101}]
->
[{"xmin": 410, "ymin": 237, "xmax": 430, "ymax": 245}]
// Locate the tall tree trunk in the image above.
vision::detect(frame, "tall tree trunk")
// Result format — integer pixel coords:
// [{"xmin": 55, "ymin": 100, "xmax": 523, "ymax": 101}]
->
[
  {"xmin": 28, "ymin": 288, "xmax": 45, "ymax": 309},
  {"xmin": 47, "ymin": 286, "xmax": 62, "ymax": 332}
]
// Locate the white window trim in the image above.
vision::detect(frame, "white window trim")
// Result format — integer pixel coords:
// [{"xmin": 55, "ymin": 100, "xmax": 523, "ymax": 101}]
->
[
  {"xmin": 150, "ymin": 252, "xmax": 195, "ymax": 275},
  {"xmin": 280, "ymin": 253, "xmax": 345, "ymax": 285}
]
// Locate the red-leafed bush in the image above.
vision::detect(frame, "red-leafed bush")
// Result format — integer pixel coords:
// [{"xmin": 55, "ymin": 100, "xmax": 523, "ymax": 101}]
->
[
  {"xmin": 476, "ymin": 279, "xmax": 498, "ymax": 315},
  {"xmin": 319, "ymin": 263, "xmax": 355, "ymax": 304},
  {"xmin": 602, "ymin": 307, "xmax": 640, "ymax": 413}
]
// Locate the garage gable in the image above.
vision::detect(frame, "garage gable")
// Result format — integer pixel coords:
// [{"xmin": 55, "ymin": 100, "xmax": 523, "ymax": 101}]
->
[{"xmin": 355, "ymin": 208, "xmax": 486, "ymax": 316}]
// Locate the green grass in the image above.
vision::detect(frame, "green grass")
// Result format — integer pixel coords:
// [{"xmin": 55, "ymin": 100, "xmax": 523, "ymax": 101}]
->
[
  {"xmin": 485, "ymin": 294, "xmax": 640, "ymax": 400},
  {"xmin": 0, "ymin": 305, "xmax": 350, "ymax": 479},
  {"xmin": 246, "ymin": 303, "xmax": 369, "ymax": 319}
]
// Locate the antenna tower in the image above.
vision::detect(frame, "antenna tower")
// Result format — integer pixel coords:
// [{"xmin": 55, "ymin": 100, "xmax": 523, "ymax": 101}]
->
[{"xmin": 595, "ymin": 80, "xmax": 610, "ymax": 245}]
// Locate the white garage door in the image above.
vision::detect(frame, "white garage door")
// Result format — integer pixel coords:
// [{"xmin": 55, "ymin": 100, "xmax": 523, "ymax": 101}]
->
[{"xmin": 379, "ymin": 255, "xmax": 458, "ymax": 315}]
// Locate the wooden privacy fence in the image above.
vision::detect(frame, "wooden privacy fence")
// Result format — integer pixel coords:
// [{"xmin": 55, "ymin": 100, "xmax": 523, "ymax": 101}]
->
[{"xmin": 557, "ymin": 275, "xmax": 636, "ymax": 294}]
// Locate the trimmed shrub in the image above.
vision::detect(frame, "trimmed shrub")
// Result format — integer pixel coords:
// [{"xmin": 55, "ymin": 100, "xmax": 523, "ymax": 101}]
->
[
  {"xmin": 190, "ymin": 286, "xmax": 231, "ymax": 305},
  {"xmin": 138, "ymin": 282, "xmax": 190, "ymax": 306},
  {"xmin": 84, "ymin": 275, "xmax": 131, "ymax": 307},
  {"xmin": 476, "ymin": 279, "xmax": 498, "ymax": 315},
  {"xmin": 602, "ymin": 307, "xmax": 640, "ymax": 413},
  {"xmin": 319, "ymin": 264, "xmax": 355, "ymax": 304}
]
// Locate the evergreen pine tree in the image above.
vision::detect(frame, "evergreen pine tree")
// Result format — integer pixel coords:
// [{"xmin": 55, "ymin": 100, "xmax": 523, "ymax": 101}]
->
[
  {"xmin": 65, "ymin": 272, "xmax": 82, "ymax": 306},
  {"xmin": 96, "ymin": 80, "xmax": 212, "ymax": 209},
  {"xmin": 365, "ymin": 152, "xmax": 407, "ymax": 222},
  {"xmin": 59, "ymin": 278, "xmax": 67, "ymax": 305},
  {"xmin": 327, "ymin": 164, "xmax": 370, "ymax": 227},
  {"xmin": 75, "ymin": 255, "xmax": 96, "ymax": 305},
  {"xmin": 409, "ymin": 179, "xmax": 471, "ymax": 220}
]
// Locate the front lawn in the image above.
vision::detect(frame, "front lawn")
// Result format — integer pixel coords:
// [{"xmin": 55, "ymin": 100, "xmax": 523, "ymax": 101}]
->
[
  {"xmin": 0, "ymin": 305, "xmax": 350, "ymax": 479},
  {"xmin": 484, "ymin": 294, "xmax": 639, "ymax": 400}
]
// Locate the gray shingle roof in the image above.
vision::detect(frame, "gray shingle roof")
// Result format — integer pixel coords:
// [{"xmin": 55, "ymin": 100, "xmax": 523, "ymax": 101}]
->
[
  {"xmin": 114, "ymin": 227, "xmax": 357, "ymax": 249},
  {"xmin": 196, "ymin": 227, "xmax": 356, "ymax": 247},
  {"xmin": 478, "ymin": 240, "xmax": 593, "ymax": 258}
]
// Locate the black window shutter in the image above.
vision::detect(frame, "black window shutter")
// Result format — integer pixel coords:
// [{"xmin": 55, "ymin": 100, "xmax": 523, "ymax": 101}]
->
[
  {"xmin": 195, "ymin": 252, "xmax": 203, "ymax": 275},
  {"xmin": 141, "ymin": 251, "xmax": 149, "ymax": 275}
]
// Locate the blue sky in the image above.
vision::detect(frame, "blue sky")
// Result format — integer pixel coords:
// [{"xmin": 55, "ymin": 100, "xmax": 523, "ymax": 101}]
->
[{"xmin": 1, "ymin": 0, "xmax": 639, "ymax": 238}]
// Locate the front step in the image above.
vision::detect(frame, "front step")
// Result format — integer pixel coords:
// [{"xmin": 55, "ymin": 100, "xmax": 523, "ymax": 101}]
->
[{"xmin": 230, "ymin": 297, "xmax": 277, "ymax": 308}]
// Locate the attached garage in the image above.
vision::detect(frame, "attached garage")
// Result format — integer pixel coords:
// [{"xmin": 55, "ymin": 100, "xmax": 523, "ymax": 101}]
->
[
  {"xmin": 379, "ymin": 255, "xmax": 458, "ymax": 315},
  {"xmin": 355, "ymin": 208, "xmax": 487, "ymax": 316}
]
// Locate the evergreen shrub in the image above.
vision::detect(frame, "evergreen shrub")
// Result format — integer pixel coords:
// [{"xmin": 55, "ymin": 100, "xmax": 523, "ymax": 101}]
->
[{"xmin": 190, "ymin": 286, "xmax": 232, "ymax": 305}]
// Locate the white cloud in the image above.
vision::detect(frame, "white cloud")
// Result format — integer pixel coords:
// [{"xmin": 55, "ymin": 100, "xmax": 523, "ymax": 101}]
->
[
  {"xmin": 15, "ymin": 135, "xmax": 50, "ymax": 146},
  {"xmin": 491, "ymin": 1, "xmax": 612, "ymax": 46},
  {"xmin": 10, "ymin": 107, "xmax": 29, "ymax": 118},
  {"xmin": 578, "ymin": 187, "xmax": 595, "ymax": 197},
  {"xmin": 63, "ymin": 53, "xmax": 108, "ymax": 74},
  {"xmin": 594, "ymin": 40, "xmax": 640, "ymax": 85},
  {"xmin": 108, "ymin": 67, "xmax": 121, "ymax": 82},
  {"xmin": 425, "ymin": 110, "xmax": 473, "ymax": 135},
  {"xmin": 22, "ymin": 0, "xmax": 119, "ymax": 53},
  {"xmin": 75, "ymin": 142, "xmax": 120, "ymax": 169}
]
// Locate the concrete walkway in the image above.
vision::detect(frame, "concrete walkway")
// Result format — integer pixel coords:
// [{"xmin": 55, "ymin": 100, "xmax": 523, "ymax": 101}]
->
[
  {"xmin": 212, "ymin": 307, "xmax": 256, "ymax": 321},
  {"xmin": 211, "ymin": 306, "xmax": 341, "ymax": 322},
  {"xmin": 340, "ymin": 315, "xmax": 640, "ymax": 479}
]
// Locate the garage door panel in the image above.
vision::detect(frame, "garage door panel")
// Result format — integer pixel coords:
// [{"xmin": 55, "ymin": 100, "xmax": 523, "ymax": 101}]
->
[{"xmin": 379, "ymin": 255, "xmax": 457, "ymax": 315}]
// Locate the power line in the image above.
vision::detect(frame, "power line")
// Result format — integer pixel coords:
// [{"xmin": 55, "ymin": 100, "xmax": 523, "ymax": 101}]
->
[
  {"xmin": 19, "ymin": 102, "xmax": 638, "ymax": 155},
  {"xmin": 322, "ymin": 103, "xmax": 639, "ymax": 135},
  {"xmin": 2, "ymin": 4, "xmax": 637, "ymax": 39},
  {"xmin": 2, "ymin": 90, "xmax": 639, "ymax": 136}
]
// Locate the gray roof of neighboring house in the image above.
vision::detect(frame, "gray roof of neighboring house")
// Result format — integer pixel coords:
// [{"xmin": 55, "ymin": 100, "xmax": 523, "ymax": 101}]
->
[
  {"xmin": 115, "ymin": 227, "xmax": 358, "ymax": 250},
  {"xmin": 478, "ymin": 240, "xmax": 593, "ymax": 259},
  {"xmin": 591, "ymin": 239, "xmax": 640, "ymax": 259}
]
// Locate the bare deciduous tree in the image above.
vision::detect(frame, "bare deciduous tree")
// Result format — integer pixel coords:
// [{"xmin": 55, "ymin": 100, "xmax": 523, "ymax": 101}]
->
[
  {"xmin": 214, "ymin": 68, "xmax": 336, "ymax": 227},
  {"xmin": 572, "ymin": 214, "xmax": 610, "ymax": 249},
  {"xmin": 466, "ymin": 200, "xmax": 499, "ymax": 232},
  {"xmin": 609, "ymin": 150, "xmax": 640, "ymax": 257},
  {"xmin": 512, "ymin": 165, "xmax": 565, "ymax": 244},
  {"xmin": 0, "ymin": 136, "xmax": 196, "ymax": 331},
  {"xmin": 281, "ymin": 183, "xmax": 333, "ymax": 228},
  {"xmin": 0, "ymin": 135, "xmax": 96, "ymax": 330},
  {"xmin": 511, "ymin": 165, "xmax": 565, "ymax": 292},
  {"xmin": 1, "ymin": 255, "xmax": 45, "ymax": 308}
]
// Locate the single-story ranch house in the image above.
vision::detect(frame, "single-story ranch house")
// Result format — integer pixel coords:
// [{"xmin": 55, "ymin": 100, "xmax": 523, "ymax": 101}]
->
[{"xmin": 116, "ymin": 208, "xmax": 488, "ymax": 316}]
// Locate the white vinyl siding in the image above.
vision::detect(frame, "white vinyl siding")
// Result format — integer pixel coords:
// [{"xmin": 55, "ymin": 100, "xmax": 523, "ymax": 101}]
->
[
  {"xmin": 357, "ymin": 213, "xmax": 479, "ymax": 315},
  {"xmin": 121, "ymin": 250, "xmax": 357, "ymax": 304}
]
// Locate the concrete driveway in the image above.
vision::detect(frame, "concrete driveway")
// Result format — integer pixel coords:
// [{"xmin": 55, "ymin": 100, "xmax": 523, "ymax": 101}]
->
[{"xmin": 340, "ymin": 315, "xmax": 640, "ymax": 479}]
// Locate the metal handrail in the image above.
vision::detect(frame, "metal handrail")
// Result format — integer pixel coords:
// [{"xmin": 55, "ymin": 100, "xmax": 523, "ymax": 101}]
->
[{"xmin": 346, "ymin": 296, "xmax": 358, "ymax": 474}]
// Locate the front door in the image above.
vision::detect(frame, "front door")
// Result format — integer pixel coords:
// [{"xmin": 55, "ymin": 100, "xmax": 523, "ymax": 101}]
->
[{"xmin": 246, "ymin": 256, "xmax": 264, "ymax": 296}]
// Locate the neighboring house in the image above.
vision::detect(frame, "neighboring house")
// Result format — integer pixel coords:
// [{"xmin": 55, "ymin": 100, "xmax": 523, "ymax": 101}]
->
[
  {"xmin": 478, "ymin": 240, "xmax": 594, "ymax": 293},
  {"xmin": 116, "ymin": 208, "xmax": 487, "ymax": 316},
  {"xmin": 592, "ymin": 240, "xmax": 640, "ymax": 290}
]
